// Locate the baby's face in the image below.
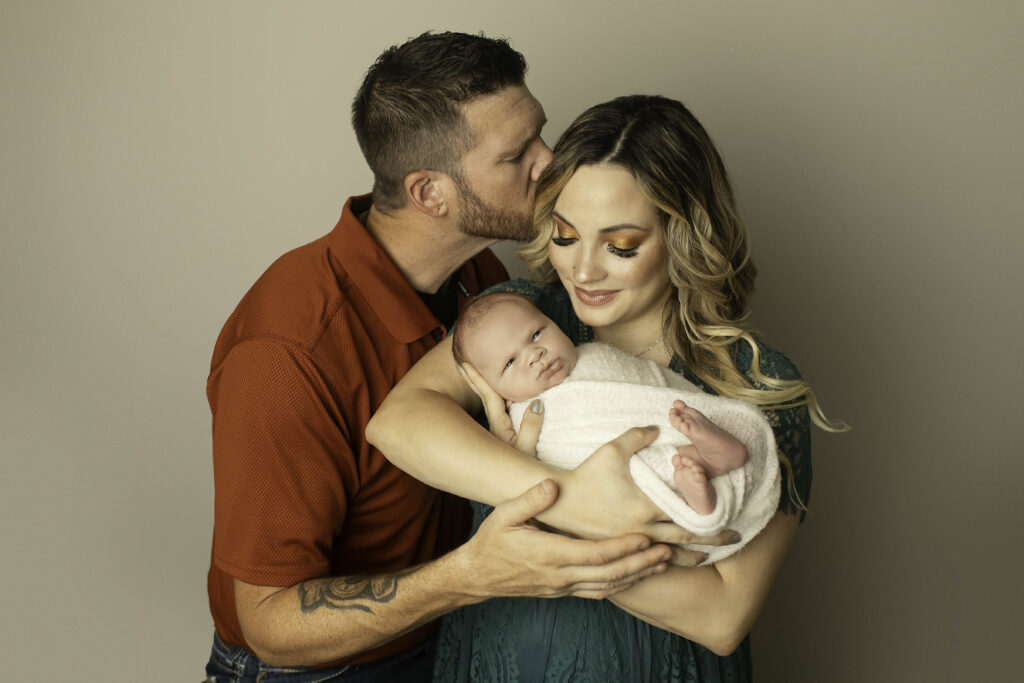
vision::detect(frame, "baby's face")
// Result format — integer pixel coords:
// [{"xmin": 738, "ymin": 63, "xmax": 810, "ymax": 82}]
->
[{"xmin": 466, "ymin": 299, "xmax": 578, "ymax": 402}]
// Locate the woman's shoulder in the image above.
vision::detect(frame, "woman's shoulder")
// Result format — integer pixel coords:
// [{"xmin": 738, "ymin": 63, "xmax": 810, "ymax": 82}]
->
[{"xmin": 735, "ymin": 336, "xmax": 803, "ymax": 386}]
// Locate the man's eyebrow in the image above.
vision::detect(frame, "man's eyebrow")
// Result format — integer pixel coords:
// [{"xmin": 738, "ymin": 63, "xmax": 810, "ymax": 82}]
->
[
  {"xmin": 508, "ymin": 116, "xmax": 547, "ymax": 157},
  {"xmin": 553, "ymin": 212, "xmax": 650, "ymax": 233}
]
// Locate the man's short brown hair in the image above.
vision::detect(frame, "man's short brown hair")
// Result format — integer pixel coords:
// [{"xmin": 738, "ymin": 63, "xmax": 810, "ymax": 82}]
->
[{"xmin": 351, "ymin": 32, "xmax": 527, "ymax": 211}]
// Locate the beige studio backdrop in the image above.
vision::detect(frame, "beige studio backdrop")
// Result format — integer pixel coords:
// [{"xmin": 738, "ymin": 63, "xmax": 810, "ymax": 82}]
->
[{"xmin": 1, "ymin": 1, "xmax": 1021, "ymax": 681}]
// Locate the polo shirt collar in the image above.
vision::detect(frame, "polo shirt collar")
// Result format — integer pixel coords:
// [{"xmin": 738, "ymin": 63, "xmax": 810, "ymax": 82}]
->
[{"xmin": 328, "ymin": 195, "xmax": 442, "ymax": 344}]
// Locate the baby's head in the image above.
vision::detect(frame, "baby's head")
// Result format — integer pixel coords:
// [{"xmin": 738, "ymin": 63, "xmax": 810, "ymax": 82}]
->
[{"xmin": 452, "ymin": 293, "xmax": 578, "ymax": 402}]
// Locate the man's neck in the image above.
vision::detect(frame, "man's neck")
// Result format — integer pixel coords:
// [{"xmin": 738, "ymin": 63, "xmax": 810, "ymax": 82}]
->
[{"xmin": 364, "ymin": 204, "xmax": 497, "ymax": 294}]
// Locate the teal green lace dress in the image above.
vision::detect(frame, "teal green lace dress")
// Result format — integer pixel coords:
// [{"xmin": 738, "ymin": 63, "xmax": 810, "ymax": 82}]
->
[{"xmin": 434, "ymin": 280, "xmax": 812, "ymax": 682}]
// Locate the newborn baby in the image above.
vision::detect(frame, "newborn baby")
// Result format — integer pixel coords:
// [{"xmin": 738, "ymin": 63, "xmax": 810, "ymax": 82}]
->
[{"xmin": 451, "ymin": 292, "xmax": 781, "ymax": 563}]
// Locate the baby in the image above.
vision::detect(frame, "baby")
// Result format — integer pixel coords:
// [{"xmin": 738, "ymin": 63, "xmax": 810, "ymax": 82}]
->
[{"xmin": 452, "ymin": 292, "xmax": 781, "ymax": 562}]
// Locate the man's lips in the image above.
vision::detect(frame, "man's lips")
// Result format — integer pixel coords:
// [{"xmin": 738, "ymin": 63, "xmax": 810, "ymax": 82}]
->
[
  {"xmin": 539, "ymin": 357, "xmax": 563, "ymax": 379},
  {"xmin": 573, "ymin": 286, "xmax": 619, "ymax": 306}
]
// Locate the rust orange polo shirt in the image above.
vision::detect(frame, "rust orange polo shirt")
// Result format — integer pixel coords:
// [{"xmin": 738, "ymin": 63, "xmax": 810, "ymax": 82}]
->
[{"xmin": 206, "ymin": 195, "xmax": 507, "ymax": 666}]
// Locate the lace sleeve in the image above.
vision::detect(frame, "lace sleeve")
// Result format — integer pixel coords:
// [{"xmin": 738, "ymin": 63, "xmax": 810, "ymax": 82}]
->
[{"xmin": 738, "ymin": 342, "xmax": 813, "ymax": 521}]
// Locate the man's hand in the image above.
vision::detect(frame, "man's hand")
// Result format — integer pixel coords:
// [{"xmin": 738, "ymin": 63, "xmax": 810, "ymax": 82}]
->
[
  {"xmin": 457, "ymin": 479, "xmax": 672, "ymax": 600},
  {"xmin": 543, "ymin": 427, "xmax": 738, "ymax": 565}
]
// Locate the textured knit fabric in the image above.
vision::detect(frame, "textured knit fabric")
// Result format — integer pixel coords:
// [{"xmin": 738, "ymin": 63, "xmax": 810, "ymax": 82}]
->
[
  {"xmin": 507, "ymin": 342, "xmax": 780, "ymax": 562},
  {"xmin": 206, "ymin": 195, "xmax": 507, "ymax": 667},
  {"xmin": 435, "ymin": 279, "xmax": 812, "ymax": 683}
]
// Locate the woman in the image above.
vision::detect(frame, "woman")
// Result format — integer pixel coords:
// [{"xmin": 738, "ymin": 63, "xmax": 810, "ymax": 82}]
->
[{"xmin": 369, "ymin": 95, "xmax": 843, "ymax": 681}]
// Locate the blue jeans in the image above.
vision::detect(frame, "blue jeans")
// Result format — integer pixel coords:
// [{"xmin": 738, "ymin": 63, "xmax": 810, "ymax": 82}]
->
[{"xmin": 203, "ymin": 631, "xmax": 437, "ymax": 683}]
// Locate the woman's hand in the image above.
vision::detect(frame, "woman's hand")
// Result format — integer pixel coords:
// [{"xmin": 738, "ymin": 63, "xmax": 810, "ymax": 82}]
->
[
  {"xmin": 458, "ymin": 362, "xmax": 544, "ymax": 456},
  {"xmin": 543, "ymin": 427, "xmax": 739, "ymax": 563}
]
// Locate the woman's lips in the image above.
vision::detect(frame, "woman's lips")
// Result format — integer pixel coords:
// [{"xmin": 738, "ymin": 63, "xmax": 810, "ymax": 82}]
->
[{"xmin": 573, "ymin": 286, "xmax": 619, "ymax": 306}]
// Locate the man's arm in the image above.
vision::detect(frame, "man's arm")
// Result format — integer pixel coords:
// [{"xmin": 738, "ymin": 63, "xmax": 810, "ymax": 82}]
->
[{"xmin": 233, "ymin": 479, "xmax": 672, "ymax": 666}]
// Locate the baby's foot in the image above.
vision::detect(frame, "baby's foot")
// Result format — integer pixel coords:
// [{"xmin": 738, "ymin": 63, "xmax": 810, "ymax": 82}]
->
[
  {"xmin": 672, "ymin": 454, "xmax": 716, "ymax": 515},
  {"xmin": 669, "ymin": 400, "xmax": 748, "ymax": 477}
]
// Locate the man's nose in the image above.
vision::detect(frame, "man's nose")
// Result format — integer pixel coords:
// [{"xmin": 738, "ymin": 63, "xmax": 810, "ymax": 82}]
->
[{"xmin": 530, "ymin": 141, "xmax": 553, "ymax": 182}]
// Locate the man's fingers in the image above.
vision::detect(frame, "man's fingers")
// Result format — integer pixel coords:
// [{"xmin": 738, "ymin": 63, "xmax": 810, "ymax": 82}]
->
[
  {"xmin": 529, "ymin": 536, "xmax": 671, "ymax": 598},
  {"xmin": 538, "ymin": 532, "xmax": 667, "ymax": 571},
  {"xmin": 562, "ymin": 542, "xmax": 672, "ymax": 584},
  {"xmin": 513, "ymin": 399, "xmax": 543, "ymax": 456}
]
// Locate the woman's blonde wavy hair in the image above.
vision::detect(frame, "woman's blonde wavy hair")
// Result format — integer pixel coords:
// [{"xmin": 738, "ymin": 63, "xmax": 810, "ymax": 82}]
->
[{"xmin": 520, "ymin": 95, "xmax": 845, "ymax": 437}]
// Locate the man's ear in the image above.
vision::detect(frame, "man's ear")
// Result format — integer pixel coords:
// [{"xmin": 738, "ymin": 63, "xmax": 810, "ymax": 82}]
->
[{"xmin": 405, "ymin": 170, "xmax": 454, "ymax": 218}]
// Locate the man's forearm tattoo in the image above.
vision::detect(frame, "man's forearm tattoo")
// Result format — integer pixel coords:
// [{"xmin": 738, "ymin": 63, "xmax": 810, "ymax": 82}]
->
[{"xmin": 298, "ymin": 569, "xmax": 416, "ymax": 614}]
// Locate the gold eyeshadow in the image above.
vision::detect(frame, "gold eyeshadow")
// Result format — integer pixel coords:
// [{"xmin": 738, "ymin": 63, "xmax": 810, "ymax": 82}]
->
[
  {"xmin": 606, "ymin": 236, "xmax": 644, "ymax": 251},
  {"xmin": 551, "ymin": 214, "xmax": 649, "ymax": 257},
  {"xmin": 552, "ymin": 217, "xmax": 579, "ymax": 240}
]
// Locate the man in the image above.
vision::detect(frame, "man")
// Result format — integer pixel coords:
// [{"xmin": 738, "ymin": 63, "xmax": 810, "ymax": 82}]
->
[{"xmin": 204, "ymin": 32, "xmax": 677, "ymax": 682}]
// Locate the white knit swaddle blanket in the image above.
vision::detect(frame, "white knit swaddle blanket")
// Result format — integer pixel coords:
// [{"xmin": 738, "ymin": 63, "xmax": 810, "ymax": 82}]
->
[{"xmin": 508, "ymin": 342, "xmax": 780, "ymax": 564}]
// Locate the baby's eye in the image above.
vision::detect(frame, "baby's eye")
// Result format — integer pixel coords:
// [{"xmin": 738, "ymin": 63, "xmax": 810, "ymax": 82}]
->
[
  {"xmin": 532, "ymin": 328, "xmax": 542, "ymax": 341},
  {"xmin": 503, "ymin": 357, "xmax": 515, "ymax": 372}
]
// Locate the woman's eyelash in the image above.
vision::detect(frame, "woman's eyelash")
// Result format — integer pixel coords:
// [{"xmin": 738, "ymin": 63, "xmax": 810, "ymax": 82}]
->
[
  {"xmin": 607, "ymin": 244, "xmax": 640, "ymax": 258},
  {"xmin": 551, "ymin": 237, "xmax": 576, "ymax": 246}
]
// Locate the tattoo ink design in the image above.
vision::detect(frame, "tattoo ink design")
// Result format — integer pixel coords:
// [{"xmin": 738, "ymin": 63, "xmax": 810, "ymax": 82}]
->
[{"xmin": 298, "ymin": 569, "xmax": 416, "ymax": 614}]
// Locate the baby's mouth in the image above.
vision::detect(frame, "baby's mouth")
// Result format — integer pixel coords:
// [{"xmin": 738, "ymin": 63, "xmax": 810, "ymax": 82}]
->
[{"xmin": 539, "ymin": 358, "xmax": 562, "ymax": 379}]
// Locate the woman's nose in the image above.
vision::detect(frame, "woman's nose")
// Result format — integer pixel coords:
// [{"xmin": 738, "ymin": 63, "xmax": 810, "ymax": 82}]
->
[{"xmin": 573, "ymin": 248, "xmax": 605, "ymax": 283}]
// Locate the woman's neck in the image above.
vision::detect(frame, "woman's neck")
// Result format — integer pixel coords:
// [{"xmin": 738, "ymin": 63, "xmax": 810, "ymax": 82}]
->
[{"xmin": 593, "ymin": 320, "xmax": 671, "ymax": 367}]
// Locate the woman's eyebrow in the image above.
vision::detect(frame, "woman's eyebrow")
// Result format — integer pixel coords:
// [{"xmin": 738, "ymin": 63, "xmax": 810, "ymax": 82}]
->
[
  {"xmin": 553, "ymin": 211, "xmax": 650, "ymax": 233},
  {"xmin": 552, "ymin": 211, "xmax": 575, "ymax": 227}
]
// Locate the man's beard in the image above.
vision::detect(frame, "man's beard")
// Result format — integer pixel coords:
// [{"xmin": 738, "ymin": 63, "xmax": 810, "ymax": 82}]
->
[{"xmin": 453, "ymin": 174, "xmax": 535, "ymax": 241}]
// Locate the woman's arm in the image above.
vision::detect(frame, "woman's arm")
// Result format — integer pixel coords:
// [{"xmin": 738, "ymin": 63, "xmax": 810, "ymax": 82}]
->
[
  {"xmin": 367, "ymin": 337, "xmax": 551, "ymax": 502},
  {"xmin": 367, "ymin": 338, "xmax": 711, "ymax": 546},
  {"xmin": 609, "ymin": 511, "xmax": 799, "ymax": 655}
]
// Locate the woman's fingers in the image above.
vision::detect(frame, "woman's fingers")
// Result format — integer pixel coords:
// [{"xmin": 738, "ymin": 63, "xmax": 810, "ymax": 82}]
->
[
  {"xmin": 460, "ymin": 362, "xmax": 517, "ymax": 443},
  {"xmin": 645, "ymin": 522, "xmax": 741, "ymax": 548},
  {"xmin": 458, "ymin": 362, "xmax": 491, "ymax": 404},
  {"xmin": 668, "ymin": 546, "xmax": 710, "ymax": 568},
  {"xmin": 512, "ymin": 399, "xmax": 543, "ymax": 456}
]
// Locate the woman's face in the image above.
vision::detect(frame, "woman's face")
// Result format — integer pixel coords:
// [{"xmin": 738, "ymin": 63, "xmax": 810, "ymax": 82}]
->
[{"xmin": 547, "ymin": 164, "xmax": 672, "ymax": 336}]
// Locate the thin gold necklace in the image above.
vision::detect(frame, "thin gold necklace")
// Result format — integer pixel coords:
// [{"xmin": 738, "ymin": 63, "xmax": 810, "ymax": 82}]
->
[{"xmin": 634, "ymin": 336, "xmax": 664, "ymax": 357}]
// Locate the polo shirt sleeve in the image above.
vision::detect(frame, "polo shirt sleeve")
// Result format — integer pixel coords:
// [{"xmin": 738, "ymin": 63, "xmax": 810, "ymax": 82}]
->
[{"xmin": 210, "ymin": 337, "xmax": 353, "ymax": 587}]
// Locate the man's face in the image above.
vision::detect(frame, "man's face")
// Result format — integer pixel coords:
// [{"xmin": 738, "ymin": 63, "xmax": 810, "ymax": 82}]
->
[
  {"xmin": 465, "ymin": 298, "xmax": 577, "ymax": 403},
  {"xmin": 454, "ymin": 85, "xmax": 552, "ymax": 241}
]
